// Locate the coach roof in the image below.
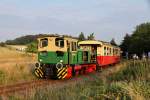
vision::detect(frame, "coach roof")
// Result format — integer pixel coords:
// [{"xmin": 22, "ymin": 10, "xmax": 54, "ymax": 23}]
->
[{"xmin": 78, "ymin": 40, "xmax": 103, "ymax": 46}]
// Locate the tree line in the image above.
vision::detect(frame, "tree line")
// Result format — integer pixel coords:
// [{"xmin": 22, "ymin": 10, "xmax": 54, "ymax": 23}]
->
[{"xmin": 78, "ymin": 22, "xmax": 150, "ymax": 58}]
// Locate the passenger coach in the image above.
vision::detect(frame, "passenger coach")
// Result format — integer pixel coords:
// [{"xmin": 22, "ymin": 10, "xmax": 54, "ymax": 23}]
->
[{"xmin": 79, "ymin": 40, "xmax": 121, "ymax": 67}]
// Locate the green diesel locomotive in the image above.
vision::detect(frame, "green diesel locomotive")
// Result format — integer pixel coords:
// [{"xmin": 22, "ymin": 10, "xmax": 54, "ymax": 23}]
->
[{"xmin": 35, "ymin": 36, "xmax": 97, "ymax": 79}]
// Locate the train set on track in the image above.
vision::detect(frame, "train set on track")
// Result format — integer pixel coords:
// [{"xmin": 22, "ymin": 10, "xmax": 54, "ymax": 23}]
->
[{"xmin": 35, "ymin": 35, "xmax": 121, "ymax": 79}]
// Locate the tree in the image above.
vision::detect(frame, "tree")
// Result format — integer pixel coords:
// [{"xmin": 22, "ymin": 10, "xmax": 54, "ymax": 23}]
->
[
  {"xmin": 110, "ymin": 38, "xmax": 117, "ymax": 46},
  {"xmin": 78, "ymin": 32, "xmax": 86, "ymax": 41},
  {"xmin": 120, "ymin": 33, "xmax": 131, "ymax": 52},
  {"xmin": 120, "ymin": 22, "xmax": 150, "ymax": 56},
  {"xmin": 26, "ymin": 42, "xmax": 38, "ymax": 54},
  {"xmin": 87, "ymin": 33, "xmax": 95, "ymax": 40},
  {"xmin": 130, "ymin": 23, "xmax": 150, "ymax": 55}
]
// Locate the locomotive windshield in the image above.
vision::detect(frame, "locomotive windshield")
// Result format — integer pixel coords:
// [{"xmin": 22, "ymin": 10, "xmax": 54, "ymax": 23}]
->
[
  {"xmin": 40, "ymin": 38, "xmax": 48, "ymax": 48},
  {"xmin": 55, "ymin": 38, "xmax": 64, "ymax": 47}
]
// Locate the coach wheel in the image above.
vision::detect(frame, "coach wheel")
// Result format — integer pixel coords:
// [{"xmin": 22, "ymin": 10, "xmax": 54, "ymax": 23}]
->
[
  {"xmin": 96, "ymin": 65, "xmax": 102, "ymax": 72},
  {"xmin": 79, "ymin": 68, "xmax": 85, "ymax": 75}
]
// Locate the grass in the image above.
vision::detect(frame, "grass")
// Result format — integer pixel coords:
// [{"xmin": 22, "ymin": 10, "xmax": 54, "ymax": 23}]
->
[
  {"xmin": 5, "ymin": 60, "xmax": 150, "ymax": 100},
  {"xmin": 108, "ymin": 60, "xmax": 150, "ymax": 81},
  {"xmin": 7, "ymin": 77, "xmax": 131, "ymax": 100},
  {"xmin": 0, "ymin": 47, "xmax": 37, "ymax": 85},
  {"xmin": 0, "ymin": 70, "xmax": 5, "ymax": 84}
]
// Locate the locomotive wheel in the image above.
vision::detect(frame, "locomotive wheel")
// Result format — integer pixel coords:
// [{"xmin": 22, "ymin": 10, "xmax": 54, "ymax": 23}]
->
[{"xmin": 79, "ymin": 69, "xmax": 84, "ymax": 75}]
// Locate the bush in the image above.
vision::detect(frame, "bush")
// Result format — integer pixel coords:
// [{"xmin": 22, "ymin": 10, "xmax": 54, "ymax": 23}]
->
[
  {"xmin": 0, "ymin": 70, "xmax": 5, "ymax": 83},
  {"xmin": 0, "ymin": 42, "xmax": 6, "ymax": 47},
  {"xmin": 26, "ymin": 42, "xmax": 37, "ymax": 53},
  {"xmin": 108, "ymin": 60, "xmax": 150, "ymax": 81}
]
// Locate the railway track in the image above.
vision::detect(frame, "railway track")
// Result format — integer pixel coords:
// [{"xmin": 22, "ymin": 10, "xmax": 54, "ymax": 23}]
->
[
  {"xmin": 0, "ymin": 79, "xmax": 59, "ymax": 95},
  {"xmin": 0, "ymin": 75, "xmax": 97, "ymax": 96}
]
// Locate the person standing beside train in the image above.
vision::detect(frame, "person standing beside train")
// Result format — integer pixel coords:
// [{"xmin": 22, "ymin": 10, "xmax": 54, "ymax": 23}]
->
[{"xmin": 148, "ymin": 52, "xmax": 150, "ymax": 59}]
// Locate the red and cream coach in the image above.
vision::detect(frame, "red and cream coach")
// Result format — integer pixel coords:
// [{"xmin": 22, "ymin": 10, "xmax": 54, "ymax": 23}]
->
[{"xmin": 78, "ymin": 40, "xmax": 121, "ymax": 68}]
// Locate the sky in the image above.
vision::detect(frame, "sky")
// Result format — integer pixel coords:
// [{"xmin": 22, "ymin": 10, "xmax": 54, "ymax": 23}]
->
[{"xmin": 0, "ymin": 0, "xmax": 150, "ymax": 43}]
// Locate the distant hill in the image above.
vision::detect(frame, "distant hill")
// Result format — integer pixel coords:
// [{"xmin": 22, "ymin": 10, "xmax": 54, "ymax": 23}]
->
[
  {"xmin": 5, "ymin": 35, "xmax": 37, "ymax": 45},
  {"xmin": 5, "ymin": 34, "xmax": 56, "ymax": 45},
  {"xmin": 5, "ymin": 34, "xmax": 78, "ymax": 45}
]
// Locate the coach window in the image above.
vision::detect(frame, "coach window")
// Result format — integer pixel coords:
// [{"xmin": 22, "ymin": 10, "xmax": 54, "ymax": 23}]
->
[
  {"xmin": 115, "ymin": 49, "xmax": 117, "ymax": 55},
  {"xmin": 107, "ymin": 47, "xmax": 109, "ymax": 55},
  {"xmin": 107, "ymin": 47, "xmax": 108, "ymax": 55},
  {"xmin": 110, "ymin": 48, "xmax": 112, "ymax": 55},
  {"xmin": 113, "ymin": 49, "xmax": 115, "ymax": 55},
  {"xmin": 116, "ymin": 49, "xmax": 118, "ymax": 56},
  {"xmin": 104, "ymin": 47, "xmax": 106, "ymax": 55},
  {"xmin": 55, "ymin": 38, "xmax": 64, "ymax": 47}
]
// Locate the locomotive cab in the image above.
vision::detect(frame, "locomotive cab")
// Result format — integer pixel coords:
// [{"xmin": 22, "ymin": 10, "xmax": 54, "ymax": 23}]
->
[
  {"xmin": 35, "ymin": 36, "xmax": 79, "ymax": 79},
  {"xmin": 38, "ymin": 36, "xmax": 67, "ymax": 64}
]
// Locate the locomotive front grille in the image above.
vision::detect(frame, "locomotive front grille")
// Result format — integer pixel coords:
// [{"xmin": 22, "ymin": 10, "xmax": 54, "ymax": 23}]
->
[
  {"xmin": 45, "ymin": 67, "xmax": 52, "ymax": 78},
  {"xmin": 44, "ymin": 64, "xmax": 57, "ymax": 78}
]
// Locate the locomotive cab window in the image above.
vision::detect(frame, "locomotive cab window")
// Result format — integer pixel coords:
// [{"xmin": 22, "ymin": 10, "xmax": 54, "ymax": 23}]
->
[
  {"xmin": 55, "ymin": 38, "xmax": 64, "ymax": 47},
  {"xmin": 40, "ymin": 38, "xmax": 48, "ymax": 48},
  {"xmin": 72, "ymin": 42, "xmax": 77, "ymax": 51},
  {"xmin": 83, "ymin": 51, "xmax": 88, "ymax": 62}
]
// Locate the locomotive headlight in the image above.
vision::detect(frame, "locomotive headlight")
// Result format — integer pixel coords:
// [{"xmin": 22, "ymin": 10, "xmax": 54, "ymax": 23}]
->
[
  {"xmin": 60, "ymin": 60, "xmax": 63, "ymax": 63},
  {"xmin": 39, "ymin": 59, "xmax": 43, "ymax": 62}
]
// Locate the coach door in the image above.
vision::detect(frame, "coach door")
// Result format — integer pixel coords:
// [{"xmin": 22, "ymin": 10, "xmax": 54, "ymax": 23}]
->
[{"xmin": 91, "ymin": 45, "xmax": 97, "ymax": 63}]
